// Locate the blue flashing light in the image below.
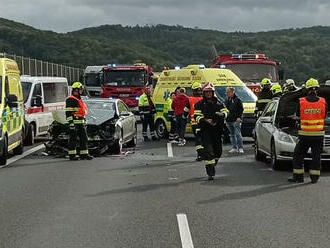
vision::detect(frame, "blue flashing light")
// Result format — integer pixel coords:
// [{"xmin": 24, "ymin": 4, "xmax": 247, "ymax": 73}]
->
[
  {"xmin": 135, "ymin": 97, "xmax": 140, "ymax": 101},
  {"xmin": 107, "ymin": 63, "xmax": 117, "ymax": 67},
  {"xmin": 220, "ymin": 64, "xmax": 226, "ymax": 69},
  {"xmin": 175, "ymin": 66, "xmax": 181, "ymax": 70},
  {"xmin": 199, "ymin": 64, "xmax": 206, "ymax": 69}
]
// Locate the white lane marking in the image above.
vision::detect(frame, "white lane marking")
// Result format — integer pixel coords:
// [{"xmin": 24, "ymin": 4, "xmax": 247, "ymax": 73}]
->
[
  {"xmin": 177, "ymin": 214, "xmax": 194, "ymax": 248},
  {"xmin": 0, "ymin": 144, "xmax": 45, "ymax": 168},
  {"xmin": 167, "ymin": 142, "xmax": 173, "ymax": 158}
]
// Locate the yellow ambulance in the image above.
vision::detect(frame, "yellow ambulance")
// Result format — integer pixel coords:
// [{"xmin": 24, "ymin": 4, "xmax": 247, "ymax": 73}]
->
[
  {"xmin": 0, "ymin": 58, "xmax": 25, "ymax": 165},
  {"xmin": 153, "ymin": 65, "xmax": 257, "ymax": 138}
]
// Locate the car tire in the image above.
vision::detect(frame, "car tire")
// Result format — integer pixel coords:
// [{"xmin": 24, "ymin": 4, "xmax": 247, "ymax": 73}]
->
[
  {"xmin": 111, "ymin": 130, "xmax": 123, "ymax": 154},
  {"xmin": 155, "ymin": 119, "xmax": 168, "ymax": 139},
  {"xmin": 0, "ymin": 136, "xmax": 8, "ymax": 166},
  {"xmin": 270, "ymin": 140, "xmax": 281, "ymax": 170},
  {"xmin": 25, "ymin": 124, "xmax": 35, "ymax": 146},
  {"xmin": 254, "ymin": 137, "xmax": 266, "ymax": 162},
  {"xmin": 127, "ymin": 126, "xmax": 137, "ymax": 148}
]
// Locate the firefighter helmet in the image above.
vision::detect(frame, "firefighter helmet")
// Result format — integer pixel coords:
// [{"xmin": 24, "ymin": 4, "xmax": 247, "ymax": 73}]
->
[
  {"xmin": 270, "ymin": 83, "xmax": 282, "ymax": 94},
  {"xmin": 285, "ymin": 79, "xmax": 295, "ymax": 86},
  {"xmin": 261, "ymin": 78, "xmax": 271, "ymax": 86},
  {"xmin": 192, "ymin": 82, "xmax": 202, "ymax": 90},
  {"xmin": 306, "ymin": 78, "xmax": 319, "ymax": 89},
  {"xmin": 202, "ymin": 82, "xmax": 215, "ymax": 92},
  {"xmin": 72, "ymin": 82, "xmax": 83, "ymax": 89}
]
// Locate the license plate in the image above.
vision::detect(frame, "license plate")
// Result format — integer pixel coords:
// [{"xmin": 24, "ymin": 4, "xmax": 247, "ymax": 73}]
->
[{"xmin": 119, "ymin": 94, "xmax": 129, "ymax": 97}]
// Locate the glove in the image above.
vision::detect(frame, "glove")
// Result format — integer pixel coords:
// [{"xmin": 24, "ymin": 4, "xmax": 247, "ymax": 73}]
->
[
  {"xmin": 69, "ymin": 123, "xmax": 75, "ymax": 130},
  {"xmin": 140, "ymin": 114, "xmax": 145, "ymax": 121}
]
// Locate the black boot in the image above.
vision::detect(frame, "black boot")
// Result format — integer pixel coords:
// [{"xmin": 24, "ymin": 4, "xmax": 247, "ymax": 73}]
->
[
  {"xmin": 208, "ymin": 175, "xmax": 214, "ymax": 181},
  {"xmin": 69, "ymin": 155, "xmax": 79, "ymax": 161},
  {"xmin": 310, "ymin": 175, "xmax": 319, "ymax": 184},
  {"xmin": 196, "ymin": 156, "xmax": 203, "ymax": 161},
  {"xmin": 144, "ymin": 136, "xmax": 150, "ymax": 142},
  {"xmin": 288, "ymin": 174, "xmax": 304, "ymax": 183},
  {"xmin": 152, "ymin": 136, "xmax": 159, "ymax": 141},
  {"xmin": 81, "ymin": 154, "xmax": 93, "ymax": 160}
]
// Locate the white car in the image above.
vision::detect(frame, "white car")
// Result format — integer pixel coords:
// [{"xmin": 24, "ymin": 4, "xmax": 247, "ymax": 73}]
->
[{"xmin": 254, "ymin": 98, "xmax": 330, "ymax": 170}]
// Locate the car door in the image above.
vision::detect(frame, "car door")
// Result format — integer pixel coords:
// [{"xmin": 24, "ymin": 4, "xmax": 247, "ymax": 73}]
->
[
  {"xmin": 258, "ymin": 102, "xmax": 276, "ymax": 152},
  {"xmin": 117, "ymin": 100, "xmax": 133, "ymax": 141}
]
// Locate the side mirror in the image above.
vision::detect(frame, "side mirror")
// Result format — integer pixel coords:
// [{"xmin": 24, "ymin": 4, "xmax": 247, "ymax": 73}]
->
[
  {"xmin": 278, "ymin": 69, "xmax": 285, "ymax": 81},
  {"xmin": 7, "ymin": 94, "xmax": 18, "ymax": 108},
  {"xmin": 120, "ymin": 111, "xmax": 131, "ymax": 117},
  {"xmin": 259, "ymin": 116, "xmax": 273, "ymax": 123},
  {"xmin": 32, "ymin": 95, "xmax": 43, "ymax": 107}
]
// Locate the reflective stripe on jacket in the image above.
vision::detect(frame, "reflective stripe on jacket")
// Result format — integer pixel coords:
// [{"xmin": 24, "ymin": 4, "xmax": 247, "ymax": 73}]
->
[{"xmin": 298, "ymin": 97, "xmax": 326, "ymax": 136}]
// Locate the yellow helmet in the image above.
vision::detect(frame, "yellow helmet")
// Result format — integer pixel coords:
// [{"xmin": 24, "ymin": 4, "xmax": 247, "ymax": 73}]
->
[
  {"xmin": 191, "ymin": 82, "xmax": 202, "ymax": 90},
  {"xmin": 72, "ymin": 82, "xmax": 83, "ymax": 89},
  {"xmin": 305, "ymin": 78, "xmax": 319, "ymax": 89},
  {"xmin": 270, "ymin": 83, "xmax": 282, "ymax": 94},
  {"xmin": 261, "ymin": 78, "xmax": 271, "ymax": 85}
]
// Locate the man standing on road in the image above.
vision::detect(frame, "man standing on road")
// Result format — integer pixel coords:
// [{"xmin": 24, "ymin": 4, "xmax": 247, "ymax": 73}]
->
[
  {"xmin": 172, "ymin": 88, "xmax": 190, "ymax": 146},
  {"xmin": 194, "ymin": 82, "xmax": 229, "ymax": 180},
  {"xmin": 225, "ymin": 87, "xmax": 244, "ymax": 154},
  {"xmin": 186, "ymin": 82, "xmax": 203, "ymax": 160},
  {"xmin": 65, "ymin": 82, "xmax": 93, "ymax": 161},
  {"xmin": 255, "ymin": 78, "xmax": 273, "ymax": 116},
  {"xmin": 288, "ymin": 78, "xmax": 327, "ymax": 184},
  {"xmin": 167, "ymin": 92, "xmax": 179, "ymax": 143},
  {"xmin": 139, "ymin": 86, "xmax": 158, "ymax": 142}
]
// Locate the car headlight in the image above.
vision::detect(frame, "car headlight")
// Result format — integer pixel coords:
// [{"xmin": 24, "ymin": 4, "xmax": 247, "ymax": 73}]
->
[{"xmin": 278, "ymin": 131, "xmax": 295, "ymax": 144}]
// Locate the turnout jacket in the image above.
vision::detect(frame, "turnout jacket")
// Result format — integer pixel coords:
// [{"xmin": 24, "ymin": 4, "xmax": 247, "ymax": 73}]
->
[
  {"xmin": 194, "ymin": 96, "xmax": 229, "ymax": 130},
  {"xmin": 138, "ymin": 93, "xmax": 156, "ymax": 115},
  {"xmin": 65, "ymin": 95, "xmax": 88, "ymax": 125},
  {"xmin": 256, "ymin": 88, "xmax": 273, "ymax": 113}
]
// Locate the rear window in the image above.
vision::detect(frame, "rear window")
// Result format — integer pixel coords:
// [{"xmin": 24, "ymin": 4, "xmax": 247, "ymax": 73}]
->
[
  {"xmin": 43, "ymin": 82, "xmax": 68, "ymax": 103},
  {"xmin": 21, "ymin": 82, "xmax": 32, "ymax": 103}
]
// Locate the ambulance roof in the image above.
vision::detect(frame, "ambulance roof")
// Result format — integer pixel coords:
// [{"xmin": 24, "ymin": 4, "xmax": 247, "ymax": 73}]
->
[{"xmin": 158, "ymin": 65, "xmax": 244, "ymax": 87}]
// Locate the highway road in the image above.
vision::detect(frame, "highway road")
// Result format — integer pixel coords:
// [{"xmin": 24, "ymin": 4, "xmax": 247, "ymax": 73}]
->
[{"xmin": 1, "ymin": 130, "xmax": 330, "ymax": 248}]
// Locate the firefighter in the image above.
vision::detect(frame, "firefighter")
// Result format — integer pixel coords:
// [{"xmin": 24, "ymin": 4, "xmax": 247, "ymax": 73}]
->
[
  {"xmin": 283, "ymin": 79, "xmax": 298, "ymax": 92},
  {"xmin": 271, "ymin": 83, "xmax": 283, "ymax": 98},
  {"xmin": 255, "ymin": 78, "xmax": 273, "ymax": 116},
  {"xmin": 288, "ymin": 78, "xmax": 328, "ymax": 184},
  {"xmin": 65, "ymin": 82, "xmax": 93, "ymax": 161},
  {"xmin": 139, "ymin": 86, "xmax": 158, "ymax": 141},
  {"xmin": 194, "ymin": 82, "xmax": 229, "ymax": 180},
  {"xmin": 186, "ymin": 82, "xmax": 203, "ymax": 160}
]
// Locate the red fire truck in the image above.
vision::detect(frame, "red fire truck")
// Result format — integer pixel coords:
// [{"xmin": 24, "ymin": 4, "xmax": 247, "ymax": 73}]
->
[
  {"xmin": 211, "ymin": 54, "xmax": 281, "ymax": 95},
  {"xmin": 101, "ymin": 63, "xmax": 153, "ymax": 113}
]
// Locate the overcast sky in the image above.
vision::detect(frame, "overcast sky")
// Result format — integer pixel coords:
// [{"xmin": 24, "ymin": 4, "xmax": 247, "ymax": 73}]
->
[{"xmin": 1, "ymin": 0, "xmax": 330, "ymax": 33}]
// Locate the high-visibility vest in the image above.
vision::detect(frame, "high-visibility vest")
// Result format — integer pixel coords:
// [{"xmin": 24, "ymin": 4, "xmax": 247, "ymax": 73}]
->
[
  {"xmin": 189, "ymin": 96, "xmax": 202, "ymax": 124},
  {"xmin": 299, "ymin": 97, "xmax": 326, "ymax": 136},
  {"xmin": 68, "ymin": 95, "xmax": 88, "ymax": 118}
]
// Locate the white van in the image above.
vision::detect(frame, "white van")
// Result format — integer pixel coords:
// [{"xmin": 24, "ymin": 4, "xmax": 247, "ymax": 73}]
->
[{"xmin": 21, "ymin": 76, "xmax": 69, "ymax": 145}]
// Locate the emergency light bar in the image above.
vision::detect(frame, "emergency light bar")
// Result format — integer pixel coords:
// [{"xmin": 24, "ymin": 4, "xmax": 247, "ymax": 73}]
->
[{"xmin": 232, "ymin": 54, "xmax": 267, "ymax": 60}]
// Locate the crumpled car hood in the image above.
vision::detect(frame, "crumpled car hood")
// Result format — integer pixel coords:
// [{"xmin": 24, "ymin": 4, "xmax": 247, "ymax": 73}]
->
[{"xmin": 52, "ymin": 109, "xmax": 116, "ymax": 125}]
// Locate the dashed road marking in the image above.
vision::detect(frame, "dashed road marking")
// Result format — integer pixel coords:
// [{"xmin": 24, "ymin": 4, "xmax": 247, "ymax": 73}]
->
[
  {"xmin": 177, "ymin": 213, "xmax": 194, "ymax": 248},
  {"xmin": 167, "ymin": 142, "xmax": 173, "ymax": 158},
  {"xmin": 0, "ymin": 144, "xmax": 44, "ymax": 169}
]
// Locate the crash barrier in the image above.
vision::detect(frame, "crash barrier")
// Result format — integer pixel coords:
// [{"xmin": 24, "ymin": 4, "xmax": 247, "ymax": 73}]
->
[{"xmin": 0, "ymin": 52, "xmax": 83, "ymax": 83}]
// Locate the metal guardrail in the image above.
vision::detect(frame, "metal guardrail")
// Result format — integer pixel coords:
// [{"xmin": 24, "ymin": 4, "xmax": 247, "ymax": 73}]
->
[{"xmin": 0, "ymin": 52, "xmax": 84, "ymax": 84}]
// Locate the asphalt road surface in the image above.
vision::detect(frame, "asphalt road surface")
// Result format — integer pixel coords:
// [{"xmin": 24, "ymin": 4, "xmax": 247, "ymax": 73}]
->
[{"xmin": 1, "ymin": 130, "xmax": 330, "ymax": 248}]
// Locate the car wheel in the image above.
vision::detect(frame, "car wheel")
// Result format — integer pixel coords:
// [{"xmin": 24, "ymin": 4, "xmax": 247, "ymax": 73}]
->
[
  {"xmin": 13, "ymin": 132, "xmax": 24, "ymax": 155},
  {"xmin": 25, "ymin": 124, "xmax": 35, "ymax": 146},
  {"xmin": 155, "ymin": 119, "xmax": 168, "ymax": 139},
  {"xmin": 271, "ymin": 140, "xmax": 281, "ymax": 170},
  {"xmin": 0, "ymin": 136, "xmax": 8, "ymax": 165},
  {"xmin": 254, "ymin": 137, "xmax": 266, "ymax": 162},
  {"xmin": 127, "ymin": 126, "xmax": 137, "ymax": 148},
  {"xmin": 111, "ymin": 130, "xmax": 123, "ymax": 154}
]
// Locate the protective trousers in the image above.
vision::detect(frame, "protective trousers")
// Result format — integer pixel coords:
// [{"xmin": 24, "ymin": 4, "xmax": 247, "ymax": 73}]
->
[
  {"xmin": 202, "ymin": 128, "xmax": 222, "ymax": 176},
  {"xmin": 142, "ymin": 114, "xmax": 156, "ymax": 139},
  {"xmin": 292, "ymin": 135, "xmax": 323, "ymax": 182},
  {"xmin": 192, "ymin": 124, "xmax": 203, "ymax": 158},
  {"xmin": 68, "ymin": 123, "xmax": 89, "ymax": 157}
]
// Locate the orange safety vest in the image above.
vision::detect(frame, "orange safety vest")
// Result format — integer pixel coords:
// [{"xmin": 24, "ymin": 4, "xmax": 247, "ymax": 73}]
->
[
  {"xmin": 299, "ymin": 97, "xmax": 326, "ymax": 136},
  {"xmin": 69, "ymin": 95, "xmax": 88, "ymax": 118},
  {"xmin": 189, "ymin": 96, "xmax": 203, "ymax": 124}
]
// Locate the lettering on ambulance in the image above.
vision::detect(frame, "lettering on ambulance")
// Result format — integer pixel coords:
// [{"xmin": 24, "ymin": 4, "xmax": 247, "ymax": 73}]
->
[{"xmin": 192, "ymin": 76, "xmax": 201, "ymax": 80}]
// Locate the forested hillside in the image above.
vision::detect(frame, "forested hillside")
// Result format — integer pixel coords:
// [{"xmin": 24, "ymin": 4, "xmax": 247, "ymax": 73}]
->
[{"xmin": 1, "ymin": 17, "xmax": 330, "ymax": 83}]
